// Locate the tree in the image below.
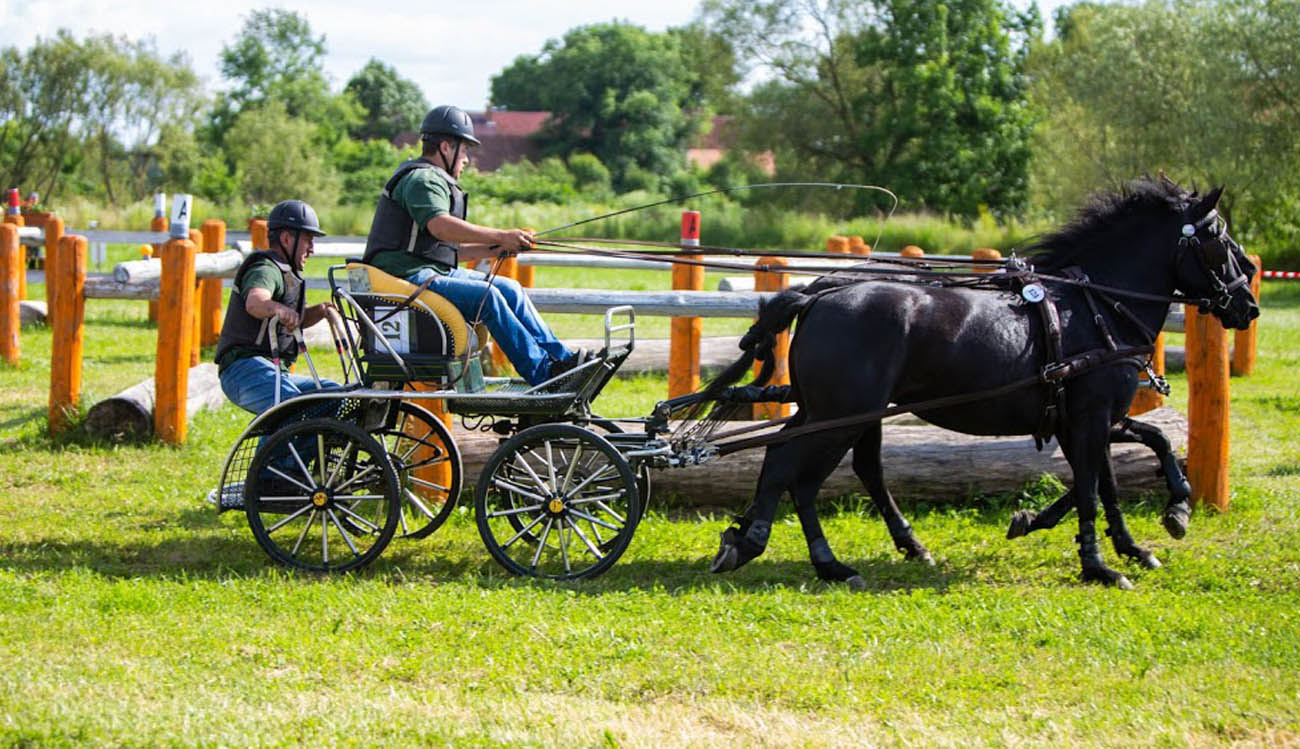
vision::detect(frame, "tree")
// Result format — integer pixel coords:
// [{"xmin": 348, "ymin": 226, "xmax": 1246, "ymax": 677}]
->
[
  {"xmin": 207, "ymin": 9, "xmax": 358, "ymax": 146},
  {"xmin": 0, "ymin": 31, "xmax": 202, "ymax": 204},
  {"xmin": 703, "ymin": 0, "xmax": 1039, "ymax": 217},
  {"xmin": 1028, "ymin": 0, "xmax": 1300, "ymax": 257},
  {"xmin": 490, "ymin": 23, "xmax": 707, "ymax": 192},
  {"xmin": 345, "ymin": 58, "xmax": 428, "ymax": 142},
  {"xmin": 224, "ymin": 100, "xmax": 339, "ymax": 207}
]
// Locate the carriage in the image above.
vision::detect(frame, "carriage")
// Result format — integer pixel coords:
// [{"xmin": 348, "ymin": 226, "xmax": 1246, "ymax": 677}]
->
[
  {"xmin": 211, "ymin": 261, "xmax": 686, "ymax": 579},
  {"xmin": 212, "ymin": 178, "xmax": 1259, "ymax": 588}
]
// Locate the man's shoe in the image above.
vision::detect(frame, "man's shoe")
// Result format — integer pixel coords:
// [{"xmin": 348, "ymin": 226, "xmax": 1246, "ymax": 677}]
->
[{"xmin": 546, "ymin": 348, "xmax": 590, "ymax": 381}]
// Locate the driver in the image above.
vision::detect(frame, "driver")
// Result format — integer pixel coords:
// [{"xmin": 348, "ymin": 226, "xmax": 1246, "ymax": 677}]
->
[
  {"xmin": 361, "ymin": 104, "xmax": 590, "ymax": 384},
  {"xmin": 214, "ymin": 199, "xmax": 341, "ymax": 414}
]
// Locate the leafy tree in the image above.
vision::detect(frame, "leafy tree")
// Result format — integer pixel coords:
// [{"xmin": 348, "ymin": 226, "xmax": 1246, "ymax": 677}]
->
[
  {"xmin": 344, "ymin": 58, "xmax": 428, "ymax": 142},
  {"xmin": 208, "ymin": 9, "xmax": 359, "ymax": 146},
  {"xmin": 0, "ymin": 31, "xmax": 202, "ymax": 204},
  {"xmin": 703, "ymin": 0, "xmax": 1039, "ymax": 217},
  {"xmin": 490, "ymin": 23, "xmax": 707, "ymax": 192},
  {"xmin": 331, "ymin": 136, "xmax": 408, "ymax": 205},
  {"xmin": 1028, "ymin": 0, "xmax": 1300, "ymax": 257},
  {"xmin": 223, "ymin": 100, "xmax": 339, "ymax": 207}
]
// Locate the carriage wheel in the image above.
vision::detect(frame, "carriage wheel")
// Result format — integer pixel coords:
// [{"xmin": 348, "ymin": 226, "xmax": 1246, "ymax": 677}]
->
[
  {"xmin": 589, "ymin": 417, "xmax": 652, "ymax": 520},
  {"xmin": 373, "ymin": 402, "xmax": 462, "ymax": 540},
  {"xmin": 245, "ymin": 418, "xmax": 400, "ymax": 573},
  {"xmin": 475, "ymin": 423, "xmax": 640, "ymax": 580}
]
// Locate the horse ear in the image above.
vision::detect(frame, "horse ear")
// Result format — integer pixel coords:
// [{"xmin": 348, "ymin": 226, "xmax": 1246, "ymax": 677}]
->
[
  {"xmin": 1190, "ymin": 185, "xmax": 1224, "ymax": 220},
  {"xmin": 1158, "ymin": 171, "xmax": 1178, "ymax": 189}
]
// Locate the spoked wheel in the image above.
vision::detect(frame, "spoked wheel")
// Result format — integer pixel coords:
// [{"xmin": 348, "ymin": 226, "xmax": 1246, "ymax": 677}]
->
[
  {"xmin": 245, "ymin": 418, "xmax": 400, "ymax": 573},
  {"xmin": 475, "ymin": 423, "xmax": 640, "ymax": 580},
  {"xmin": 373, "ymin": 402, "xmax": 462, "ymax": 539},
  {"xmin": 589, "ymin": 417, "xmax": 652, "ymax": 520}
]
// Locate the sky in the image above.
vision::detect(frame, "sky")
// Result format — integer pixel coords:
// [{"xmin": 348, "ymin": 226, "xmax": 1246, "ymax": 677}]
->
[{"xmin": 1, "ymin": 0, "xmax": 1071, "ymax": 110}]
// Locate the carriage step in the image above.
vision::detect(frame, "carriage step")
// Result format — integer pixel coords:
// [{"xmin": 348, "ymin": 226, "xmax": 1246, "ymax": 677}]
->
[{"xmin": 206, "ymin": 482, "xmax": 245, "ymax": 513}]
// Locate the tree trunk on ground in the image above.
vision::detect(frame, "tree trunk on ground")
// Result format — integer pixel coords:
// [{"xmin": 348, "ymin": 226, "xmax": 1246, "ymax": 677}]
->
[
  {"xmin": 84, "ymin": 363, "xmax": 227, "ymax": 441},
  {"xmin": 449, "ymin": 406, "xmax": 1189, "ymax": 508}
]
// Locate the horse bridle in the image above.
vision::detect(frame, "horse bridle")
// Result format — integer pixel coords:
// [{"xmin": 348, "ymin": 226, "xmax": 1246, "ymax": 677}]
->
[{"xmin": 1174, "ymin": 208, "xmax": 1251, "ymax": 313}]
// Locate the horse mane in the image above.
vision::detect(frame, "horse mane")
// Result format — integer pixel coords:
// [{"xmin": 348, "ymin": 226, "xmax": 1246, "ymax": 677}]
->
[{"xmin": 1026, "ymin": 176, "xmax": 1193, "ymax": 272}]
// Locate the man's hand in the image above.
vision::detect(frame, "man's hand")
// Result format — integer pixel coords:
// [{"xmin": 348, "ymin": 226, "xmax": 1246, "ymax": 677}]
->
[
  {"xmin": 302, "ymin": 301, "xmax": 336, "ymax": 330},
  {"xmin": 274, "ymin": 304, "xmax": 301, "ymax": 332},
  {"xmin": 495, "ymin": 228, "xmax": 535, "ymax": 253}
]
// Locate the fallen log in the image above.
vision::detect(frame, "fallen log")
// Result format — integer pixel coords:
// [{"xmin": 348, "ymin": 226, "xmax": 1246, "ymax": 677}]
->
[
  {"xmin": 449, "ymin": 406, "xmax": 1188, "ymax": 507},
  {"xmin": 84, "ymin": 363, "xmax": 227, "ymax": 441},
  {"xmin": 19, "ymin": 300, "xmax": 46, "ymax": 326}
]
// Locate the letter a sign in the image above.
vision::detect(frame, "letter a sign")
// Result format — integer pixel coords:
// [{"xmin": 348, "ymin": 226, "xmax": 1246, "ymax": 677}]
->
[{"xmin": 169, "ymin": 194, "xmax": 193, "ymax": 239}]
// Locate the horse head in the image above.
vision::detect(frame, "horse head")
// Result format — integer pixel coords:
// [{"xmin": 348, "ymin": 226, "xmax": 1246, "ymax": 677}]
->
[{"xmin": 1170, "ymin": 185, "xmax": 1260, "ymax": 330}]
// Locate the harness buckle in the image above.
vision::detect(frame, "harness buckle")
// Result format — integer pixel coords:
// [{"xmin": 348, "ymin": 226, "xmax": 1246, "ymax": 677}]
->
[
  {"xmin": 1041, "ymin": 361, "xmax": 1070, "ymax": 383},
  {"xmin": 1145, "ymin": 362, "xmax": 1172, "ymax": 396}
]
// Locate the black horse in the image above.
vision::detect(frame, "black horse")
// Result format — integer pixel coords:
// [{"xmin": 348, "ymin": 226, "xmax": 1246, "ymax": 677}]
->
[{"xmin": 706, "ymin": 177, "xmax": 1259, "ymax": 588}]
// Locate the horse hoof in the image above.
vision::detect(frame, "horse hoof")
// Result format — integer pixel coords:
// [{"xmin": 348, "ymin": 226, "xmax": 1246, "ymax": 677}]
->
[
  {"xmin": 1163, "ymin": 505, "xmax": 1190, "ymax": 540},
  {"xmin": 1007, "ymin": 510, "xmax": 1036, "ymax": 539},
  {"xmin": 1140, "ymin": 553, "xmax": 1162, "ymax": 570},
  {"xmin": 845, "ymin": 575, "xmax": 867, "ymax": 592},
  {"xmin": 1082, "ymin": 565, "xmax": 1133, "ymax": 590},
  {"xmin": 709, "ymin": 543, "xmax": 739, "ymax": 573},
  {"xmin": 911, "ymin": 550, "xmax": 936, "ymax": 566}
]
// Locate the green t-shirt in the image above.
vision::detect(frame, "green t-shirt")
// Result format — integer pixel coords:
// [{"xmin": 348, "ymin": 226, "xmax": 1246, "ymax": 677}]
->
[
  {"xmin": 368, "ymin": 165, "xmax": 457, "ymax": 280},
  {"xmin": 215, "ymin": 257, "xmax": 289, "ymax": 372}
]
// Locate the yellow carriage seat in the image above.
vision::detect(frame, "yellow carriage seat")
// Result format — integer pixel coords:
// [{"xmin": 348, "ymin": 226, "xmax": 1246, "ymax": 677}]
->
[{"xmin": 341, "ymin": 262, "xmax": 488, "ymax": 386}]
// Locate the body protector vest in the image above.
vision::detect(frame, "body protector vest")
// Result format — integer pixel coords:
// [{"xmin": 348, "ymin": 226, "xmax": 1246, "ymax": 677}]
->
[
  {"xmin": 214, "ymin": 251, "xmax": 306, "ymax": 366},
  {"xmin": 362, "ymin": 159, "xmax": 468, "ymax": 267}
]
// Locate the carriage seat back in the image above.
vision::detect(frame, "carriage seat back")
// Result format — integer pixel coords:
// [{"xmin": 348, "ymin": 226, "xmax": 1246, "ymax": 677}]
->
[{"xmin": 340, "ymin": 263, "xmax": 487, "ymax": 387}]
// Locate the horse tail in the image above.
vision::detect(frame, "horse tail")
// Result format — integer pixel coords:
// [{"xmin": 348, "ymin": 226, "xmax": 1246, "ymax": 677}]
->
[{"xmin": 700, "ymin": 288, "xmax": 812, "ymax": 400}]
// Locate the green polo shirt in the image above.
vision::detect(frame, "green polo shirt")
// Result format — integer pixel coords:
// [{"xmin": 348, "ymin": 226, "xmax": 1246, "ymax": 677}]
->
[
  {"xmin": 368, "ymin": 166, "xmax": 457, "ymax": 279},
  {"xmin": 215, "ymin": 257, "xmax": 288, "ymax": 372}
]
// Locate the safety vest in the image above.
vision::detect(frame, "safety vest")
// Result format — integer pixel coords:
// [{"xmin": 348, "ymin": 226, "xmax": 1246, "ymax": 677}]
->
[
  {"xmin": 213, "ymin": 251, "xmax": 306, "ymax": 366},
  {"xmin": 362, "ymin": 159, "xmax": 468, "ymax": 267}
]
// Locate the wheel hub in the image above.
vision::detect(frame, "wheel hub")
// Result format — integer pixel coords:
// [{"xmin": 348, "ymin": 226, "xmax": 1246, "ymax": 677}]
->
[
  {"xmin": 312, "ymin": 490, "xmax": 330, "ymax": 508},
  {"xmin": 546, "ymin": 497, "xmax": 566, "ymax": 515}
]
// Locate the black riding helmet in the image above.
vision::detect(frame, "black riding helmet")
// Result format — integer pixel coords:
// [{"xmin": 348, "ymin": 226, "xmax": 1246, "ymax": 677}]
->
[
  {"xmin": 267, "ymin": 199, "xmax": 327, "ymax": 237},
  {"xmin": 420, "ymin": 105, "xmax": 480, "ymax": 145}
]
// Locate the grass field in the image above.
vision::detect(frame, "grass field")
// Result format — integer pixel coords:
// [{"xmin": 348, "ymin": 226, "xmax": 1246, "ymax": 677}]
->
[{"xmin": 1, "ymin": 277, "xmax": 1298, "ymax": 745}]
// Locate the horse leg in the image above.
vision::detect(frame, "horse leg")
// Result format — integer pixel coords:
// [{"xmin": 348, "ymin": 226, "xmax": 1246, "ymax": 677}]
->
[
  {"xmin": 786, "ymin": 436, "xmax": 865, "ymax": 588},
  {"xmin": 1112, "ymin": 417, "xmax": 1192, "ymax": 539},
  {"xmin": 1007, "ymin": 488, "xmax": 1075, "ymax": 539},
  {"xmin": 1096, "ymin": 448, "xmax": 1162, "ymax": 569},
  {"xmin": 1059, "ymin": 424, "xmax": 1133, "ymax": 589},
  {"xmin": 853, "ymin": 422, "xmax": 935, "ymax": 565},
  {"xmin": 1008, "ymin": 417, "xmax": 1190, "ymax": 539},
  {"xmin": 710, "ymin": 432, "xmax": 809, "ymax": 573}
]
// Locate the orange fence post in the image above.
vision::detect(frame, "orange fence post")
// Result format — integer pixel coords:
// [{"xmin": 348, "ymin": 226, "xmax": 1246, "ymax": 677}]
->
[
  {"xmin": 972, "ymin": 247, "xmax": 1001, "ymax": 272},
  {"xmin": 1231, "ymin": 254, "xmax": 1262, "ymax": 377},
  {"xmin": 2, "ymin": 207, "xmax": 24, "ymax": 301},
  {"xmin": 1, "ymin": 224, "xmax": 19, "ymax": 364},
  {"xmin": 669, "ymin": 212, "xmax": 704, "ymax": 399},
  {"xmin": 188, "ymin": 228, "xmax": 203, "ymax": 367},
  {"xmin": 249, "ymin": 218, "xmax": 269, "ymax": 251},
  {"xmin": 826, "ymin": 236, "xmax": 850, "ymax": 254},
  {"xmin": 149, "ymin": 210, "xmax": 167, "ymax": 323},
  {"xmin": 900, "ymin": 245, "xmax": 925, "ymax": 259},
  {"xmin": 1185, "ymin": 304, "xmax": 1230, "ymax": 510},
  {"xmin": 43, "ymin": 215, "xmax": 63, "ymax": 311},
  {"xmin": 489, "ymin": 254, "xmax": 519, "ymax": 374},
  {"xmin": 49, "ymin": 235, "xmax": 87, "ymax": 435},
  {"xmin": 849, "ymin": 236, "xmax": 870, "ymax": 255},
  {"xmin": 155, "ymin": 235, "xmax": 197, "ymax": 444},
  {"xmin": 200, "ymin": 219, "xmax": 226, "ymax": 348},
  {"xmin": 407, "ymin": 382, "xmax": 454, "ymax": 498},
  {"xmin": 1129, "ymin": 332, "xmax": 1165, "ymax": 415},
  {"xmin": 752, "ymin": 257, "xmax": 790, "ymax": 420}
]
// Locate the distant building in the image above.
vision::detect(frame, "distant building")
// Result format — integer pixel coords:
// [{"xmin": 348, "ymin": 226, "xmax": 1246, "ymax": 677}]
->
[{"xmin": 394, "ymin": 111, "xmax": 772, "ymax": 174}]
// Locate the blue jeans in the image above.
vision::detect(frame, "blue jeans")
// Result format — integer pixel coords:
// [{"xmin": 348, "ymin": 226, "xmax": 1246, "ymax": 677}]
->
[
  {"xmin": 220, "ymin": 355, "xmax": 341, "ymax": 415},
  {"xmin": 406, "ymin": 266, "xmax": 570, "ymax": 384}
]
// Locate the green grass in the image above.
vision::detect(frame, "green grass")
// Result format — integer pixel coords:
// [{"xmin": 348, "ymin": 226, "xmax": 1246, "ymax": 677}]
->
[{"xmin": 1, "ymin": 282, "xmax": 1298, "ymax": 744}]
